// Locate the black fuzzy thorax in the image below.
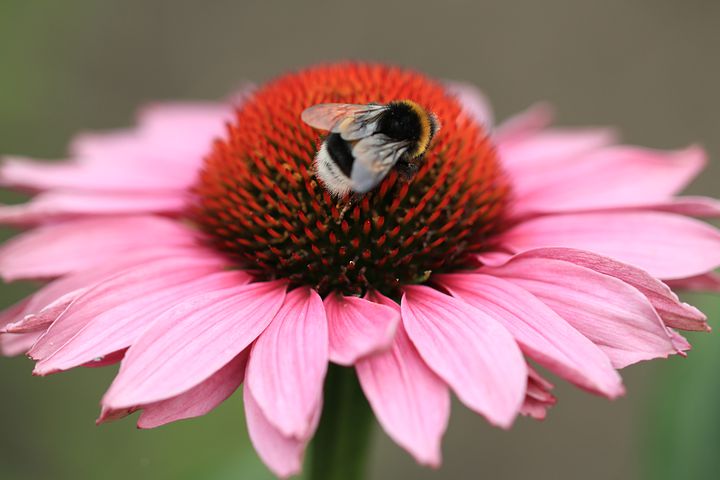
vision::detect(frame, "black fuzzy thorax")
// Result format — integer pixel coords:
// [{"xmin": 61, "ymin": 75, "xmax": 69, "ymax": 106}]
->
[{"xmin": 376, "ymin": 102, "xmax": 422, "ymax": 142}]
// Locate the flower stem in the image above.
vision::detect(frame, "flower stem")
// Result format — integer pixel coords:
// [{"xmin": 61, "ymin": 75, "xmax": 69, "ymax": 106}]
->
[{"xmin": 306, "ymin": 364, "xmax": 375, "ymax": 480}]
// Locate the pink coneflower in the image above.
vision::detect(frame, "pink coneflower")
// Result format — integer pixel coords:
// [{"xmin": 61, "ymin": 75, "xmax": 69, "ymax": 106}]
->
[{"xmin": 1, "ymin": 63, "xmax": 719, "ymax": 478}]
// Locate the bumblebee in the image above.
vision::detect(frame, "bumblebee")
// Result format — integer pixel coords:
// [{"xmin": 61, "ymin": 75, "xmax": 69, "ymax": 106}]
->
[{"xmin": 301, "ymin": 100, "xmax": 440, "ymax": 196}]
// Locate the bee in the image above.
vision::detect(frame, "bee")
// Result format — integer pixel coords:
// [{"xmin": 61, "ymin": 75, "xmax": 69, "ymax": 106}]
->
[{"xmin": 301, "ymin": 100, "xmax": 440, "ymax": 197}]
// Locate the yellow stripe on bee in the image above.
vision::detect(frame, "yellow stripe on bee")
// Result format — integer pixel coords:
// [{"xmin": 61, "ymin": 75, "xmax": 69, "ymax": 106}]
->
[{"xmin": 401, "ymin": 100, "xmax": 432, "ymax": 158}]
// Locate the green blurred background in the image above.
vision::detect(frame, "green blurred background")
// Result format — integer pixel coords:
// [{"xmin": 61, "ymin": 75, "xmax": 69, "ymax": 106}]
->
[{"xmin": 1, "ymin": 1, "xmax": 719, "ymax": 478}]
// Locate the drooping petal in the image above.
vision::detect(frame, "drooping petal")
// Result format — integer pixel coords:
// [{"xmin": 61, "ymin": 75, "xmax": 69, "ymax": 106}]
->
[
  {"xmin": 5, "ymin": 289, "xmax": 88, "ymax": 333},
  {"xmin": 436, "ymin": 273, "xmax": 624, "ymax": 398},
  {"xmin": 485, "ymin": 256, "xmax": 689, "ymax": 368},
  {"xmin": 1, "ymin": 301, "xmax": 49, "ymax": 356},
  {"xmin": 102, "ymin": 280, "xmax": 286, "ymax": 409},
  {"xmin": 0, "ymin": 216, "xmax": 199, "ymax": 281},
  {"xmin": 324, "ymin": 293, "xmax": 399, "ymax": 366},
  {"xmin": 666, "ymin": 272, "xmax": 720, "ymax": 292},
  {"xmin": 0, "ymin": 299, "xmax": 30, "ymax": 331},
  {"xmin": 136, "ymin": 350, "xmax": 249, "ymax": 429},
  {"xmin": 246, "ymin": 287, "xmax": 328, "ymax": 439},
  {"xmin": 524, "ymin": 367, "xmax": 555, "ymax": 403},
  {"xmin": 0, "ymin": 331, "xmax": 42, "ymax": 356},
  {"xmin": 244, "ymin": 386, "xmax": 319, "ymax": 479},
  {"xmin": 520, "ymin": 367, "xmax": 556, "ymax": 420},
  {"xmin": 401, "ymin": 285, "xmax": 526, "ymax": 428},
  {"xmin": 511, "ymin": 146, "xmax": 705, "ymax": 215},
  {"xmin": 501, "ymin": 211, "xmax": 720, "ymax": 280},
  {"xmin": 514, "ymin": 248, "xmax": 709, "ymax": 331},
  {"xmin": 94, "ymin": 405, "xmax": 138, "ymax": 425},
  {"xmin": 33, "ymin": 269, "xmax": 250, "ymax": 374},
  {"xmin": 356, "ymin": 311, "xmax": 450, "ymax": 467}
]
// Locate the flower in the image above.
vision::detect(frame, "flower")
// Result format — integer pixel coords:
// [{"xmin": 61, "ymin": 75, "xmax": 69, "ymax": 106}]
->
[{"xmin": 1, "ymin": 63, "xmax": 719, "ymax": 477}]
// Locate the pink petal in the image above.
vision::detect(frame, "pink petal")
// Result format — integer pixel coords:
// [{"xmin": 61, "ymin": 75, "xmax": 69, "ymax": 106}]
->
[
  {"xmin": 134, "ymin": 102, "xmax": 234, "ymax": 164},
  {"xmin": 401, "ymin": 285, "xmax": 527, "ymax": 428},
  {"xmin": 520, "ymin": 399, "xmax": 552, "ymax": 420},
  {"xmin": 2, "ymin": 248, "xmax": 201, "ymax": 334},
  {"xmin": 0, "ymin": 191, "xmax": 185, "ymax": 224},
  {"xmin": 445, "ymin": 81, "xmax": 494, "ymax": 128},
  {"xmin": 437, "ymin": 273, "xmax": 624, "ymax": 398},
  {"xmin": 0, "ymin": 156, "xmax": 195, "ymax": 192},
  {"xmin": 356, "ymin": 304, "xmax": 449, "ymax": 467},
  {"xmin": 136, "ymin": 350, "xmax": 249, "ymax": 429},
  {"xmin": 512, "ymin": 146, "xmax": 705, "ymax": 215},
  {"xmin": 83, "ymin": 349, "xmax": 126, "ymax": 368},
  {"xmin": 0, "ymin": 216, "xmax": 198, "ymax": 281},
  {"xmin": 589, "ymin": 196, "xmax": 720, "ymax": 218},
  {"xmin": 28, "ymin": 253, "xmax": 229, "ymax": 361},
  {"xmin": 476, "ymin": 251, "xmax": 513, "ymax": 267},
  {"xmin": 520, "ymin": 366, "xmax": 556, "ymax": 420},
  {"xmin": 501, "ymin": 211, "xmax": 720, "ymax": 280},
  {"xmin": 246, "ymin": 287, "xmax": 328, "ymax": 439},
  {"xmin": 0, "ymin": 331, "xmax": 41, "ymax": 356},
  {"xmin": 94, "ymin": 405, "xmax": 138, "ymax": 425},
  {"xmin": 499, "ymin": 127, "xmax": 616, "ymax": 175},
  {"xmin": 525, "ymin": 367, "xmax": 555, "ymax": 402},
  {"xmin": 0, "ymin": 299, "xmax": 30, "ymax": 331},
  {"xmin": 5, "ymin": 289, "xmax": 88, "ymax": 333},
  {"xmin": 33, "ymin": 268, "xmax": 249, "ymax": 374},
  {"xmin": 649, "ymin": 197, "xmax": 720, "ymax": 217},
  {"xmin": 70, "ymin": 101, "xmax": 234, "ymax": 169},
  {"xmin": 244, "ymin": 385, "xmax": 318, "ymax": 479},
  {"xmin": 515, "ymin": 248, "xmax": 709, "ymax": 331},
  {"xmin": 485, "ymin": 256, "xmax": 688, "ymax": 368},
  {"xmin": 68, "ymin": 131, "xmax": 192, "ymax": 180},
  {"xmin": 96, "ymin": 345, "xmax": 237, "ymax": 424},
  {"xmin": 493, "ymin": 103, "xmax": 554, "ymax": 145},
  {"xmin": 666, "ymin": 272, "xmax": 720, "ymax": 292},
  {"xmin": 100, "ymin": 349, "xmax": 244, "ymax": 426},
  {"xmin": 103, "ymin": 280, "xmax": 286, "ymax": 409},
  {"xmin": 324, "ymin": 293, "xmax": 399, "ymax": 366}
]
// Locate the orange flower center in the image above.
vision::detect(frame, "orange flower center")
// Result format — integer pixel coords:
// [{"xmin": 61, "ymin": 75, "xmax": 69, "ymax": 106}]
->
[{"xmin": 192, "ymin": 63, "xmax": 509, "ymax": 297}]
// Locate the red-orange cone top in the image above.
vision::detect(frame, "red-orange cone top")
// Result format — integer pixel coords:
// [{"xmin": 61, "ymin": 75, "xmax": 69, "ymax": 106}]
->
[{"xmin": 193, "ymin": 63, "xmax": 509, "ymax": 297}]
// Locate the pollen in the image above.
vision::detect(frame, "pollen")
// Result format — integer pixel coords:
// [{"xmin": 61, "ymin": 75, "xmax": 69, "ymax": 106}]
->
[{"xmin": 192, "ymin": 63, "xmax": 509, "ymax": 297}]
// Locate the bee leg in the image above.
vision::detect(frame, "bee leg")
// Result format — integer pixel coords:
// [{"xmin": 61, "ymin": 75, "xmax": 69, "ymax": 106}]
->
[
  {"xmin": 396, "ymin": 157, "xmax": 421, "ymax": 181},
  {"xmin": 337, "ymin": 202, "xmax": 351, "ymax": 223},
  {"xmin": 336, "ymin": 193, "xmax": 362, "ymax": 223}
]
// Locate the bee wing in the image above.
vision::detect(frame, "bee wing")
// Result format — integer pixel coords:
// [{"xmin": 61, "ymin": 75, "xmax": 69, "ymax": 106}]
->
[
  {"xmin": 350, "ymin": 134, "xmax": 410, "ymax": 193},
  {"xmin": 301, "ymin": 103, "xmax": 386, "ymax": 140}
]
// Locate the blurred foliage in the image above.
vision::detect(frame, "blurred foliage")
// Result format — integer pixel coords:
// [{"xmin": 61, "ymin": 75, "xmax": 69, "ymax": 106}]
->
[{"xmin": 643, "ymin": 293, "xmax": 720, "ymax": 480}]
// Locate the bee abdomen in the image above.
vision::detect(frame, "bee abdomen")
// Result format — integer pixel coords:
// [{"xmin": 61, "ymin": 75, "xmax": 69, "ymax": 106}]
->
[{"xmin": 325, "ymin": 133, "xmax": 354, "ymax": 177}]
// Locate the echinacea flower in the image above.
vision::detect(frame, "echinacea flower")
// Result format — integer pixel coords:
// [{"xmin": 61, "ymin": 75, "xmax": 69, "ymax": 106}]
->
[{"xmin": 1, "ymin": 62, "xmax": 719, "ymax": 478}]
